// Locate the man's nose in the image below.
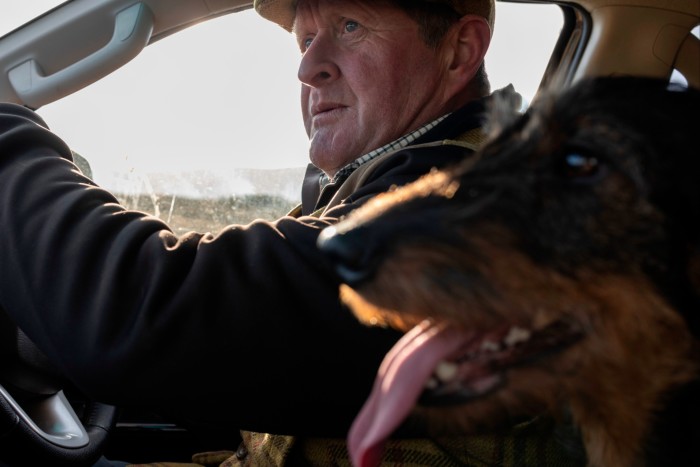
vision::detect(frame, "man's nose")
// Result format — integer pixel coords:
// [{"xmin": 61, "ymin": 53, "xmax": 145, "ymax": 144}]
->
[{"xmin": 297, "ymin": 32, "xmax": 341, "ymax": 87}]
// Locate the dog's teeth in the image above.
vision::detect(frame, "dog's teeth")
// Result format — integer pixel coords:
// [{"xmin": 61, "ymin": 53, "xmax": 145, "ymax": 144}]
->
[
  {"xmin": 435, "ymin": 361, "xmax": 459, "ymax": 382},
  {"xmin": 481, "ymin": 340, "xmax": 501, "ymax": 352},
  {"xmin": 425, "ymin": 377, "xmax": 439, "ymax": 390},
  {"xmin": 504, "ymin": 326, "xmax": 532, "ymax": 347}
]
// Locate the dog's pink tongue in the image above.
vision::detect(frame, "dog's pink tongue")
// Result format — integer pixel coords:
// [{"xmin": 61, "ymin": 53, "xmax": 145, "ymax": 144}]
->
[{"xmin": 348, "ymin": 321, "xmax": 468, "ymax": 467}]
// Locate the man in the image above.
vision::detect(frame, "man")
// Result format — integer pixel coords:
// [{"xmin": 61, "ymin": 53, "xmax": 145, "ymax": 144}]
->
[{"xmin": 0, "ymin": 0, "xmax": 577, "ymax": 465}]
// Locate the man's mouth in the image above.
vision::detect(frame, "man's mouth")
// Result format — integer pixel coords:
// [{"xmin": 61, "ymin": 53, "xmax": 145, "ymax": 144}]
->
[
  {"xmin": 347, "ymin": 318, "xmax": 583, "ymax": 467},
  {"xmin": 311, "ymin": 102, "xmax": 345, "ymax": 117}
]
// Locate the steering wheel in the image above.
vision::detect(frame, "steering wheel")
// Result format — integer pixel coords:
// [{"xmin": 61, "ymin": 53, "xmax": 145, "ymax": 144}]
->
[{"xmin": 0, "ymin": 308, "xmax": 118, "ymax": 467}]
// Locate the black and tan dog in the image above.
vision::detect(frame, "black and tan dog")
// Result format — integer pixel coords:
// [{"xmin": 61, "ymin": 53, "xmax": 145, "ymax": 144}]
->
[{"xmin": 318, "ymin": 77, "xmax": 700, "ymax": 467}]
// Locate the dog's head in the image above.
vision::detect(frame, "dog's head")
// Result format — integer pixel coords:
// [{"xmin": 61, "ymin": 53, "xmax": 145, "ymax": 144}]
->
[{"xmin": 318, "ymin": 77, "xmax": 700, "ymax": 466}]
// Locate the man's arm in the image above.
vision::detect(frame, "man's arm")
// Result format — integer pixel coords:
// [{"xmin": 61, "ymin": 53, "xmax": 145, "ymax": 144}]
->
[{"xmin": 0, "ymin": 102, "xmax": 401, "ymax": 436}]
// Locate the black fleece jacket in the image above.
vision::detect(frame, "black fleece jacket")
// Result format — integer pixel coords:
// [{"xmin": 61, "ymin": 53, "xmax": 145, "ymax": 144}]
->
[{"xmin": 0, "ymin": 96, "xmax": 490, "ymax": 436}]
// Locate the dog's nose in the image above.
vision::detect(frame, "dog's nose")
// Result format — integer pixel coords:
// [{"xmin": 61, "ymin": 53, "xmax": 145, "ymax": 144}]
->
[{"xmin": 317, "ymin": 224, "xmax": 378, "ymax": 286}]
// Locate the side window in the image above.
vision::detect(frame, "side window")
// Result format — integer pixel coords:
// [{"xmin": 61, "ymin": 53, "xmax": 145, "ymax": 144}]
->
[
  {"xmin": 40, "ymin": 4, "xmax": 564, "ymax": 234},
  {"xmin": 670, "ymin": 25, "xmax": 700, "ymax": 88},
  {"xmin": 487, "ymin": 2, "xmax": 563, "ymax": 108},
  {"xmin": 41, "ymin": 10, "xmax": 308, "ymax": 235}
]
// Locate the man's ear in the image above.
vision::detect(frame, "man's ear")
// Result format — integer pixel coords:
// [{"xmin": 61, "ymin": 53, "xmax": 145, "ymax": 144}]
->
[{"xmin": 442, "ymin": 15, "xmax": 492, "ymax": 96}]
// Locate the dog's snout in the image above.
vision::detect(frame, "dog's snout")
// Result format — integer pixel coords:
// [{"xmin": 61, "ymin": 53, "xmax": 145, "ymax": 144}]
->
[{"xmin": 317, "ymin": 224, "xmax": 380, "ymax": 286}]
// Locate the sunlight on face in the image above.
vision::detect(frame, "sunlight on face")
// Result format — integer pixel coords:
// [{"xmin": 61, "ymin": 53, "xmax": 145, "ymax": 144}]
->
[{"xmin": 294, "ymin": 0, "xmax": 455, "ymax": 176}]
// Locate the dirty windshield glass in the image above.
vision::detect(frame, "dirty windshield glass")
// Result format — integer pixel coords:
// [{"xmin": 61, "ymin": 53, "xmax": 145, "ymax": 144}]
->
[{"xmin": 13, "ymin": 3, "xmax": 564, "ymax": 234}]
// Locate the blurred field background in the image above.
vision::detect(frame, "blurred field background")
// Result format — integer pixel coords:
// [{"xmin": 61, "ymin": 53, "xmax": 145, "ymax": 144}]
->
[{"xmin": 116, "ymin": 192, "xmax": 298, "ymax": 234}]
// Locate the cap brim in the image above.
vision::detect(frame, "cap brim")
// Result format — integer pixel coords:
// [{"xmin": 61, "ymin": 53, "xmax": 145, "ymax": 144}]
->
[
  {"xmin": 253, "ymin": 0, "xmax": 494, "ymax": 33},
  {"xmin": 255, "ymin": 0, "xmax": 296, "ymax": 31}
]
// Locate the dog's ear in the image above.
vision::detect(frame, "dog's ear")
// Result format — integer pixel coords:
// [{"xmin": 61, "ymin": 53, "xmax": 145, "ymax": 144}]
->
[
  {"xmin": 566, "ymin": 78, "xmax": 700, "ymax": 244},
  {"xmin": 643, "ymin": 82, "xmax": 700, "ymax": 332},
  {"xmin": 684, "ymin": 245, "xmax": 700, "ymax": 339},
  {"xmin": 576, "ymin": 78, "xmax": 700, "ymax": 330},
  {"xmin": 651, "ymin": 83, "xmax": 700, "ymax": 261},
  {"xmin": 668, "ymin": 89, "xmax": 700, "ymax": 337},
  {"xmin": 690, "ymin": 249, "xmax": 700, "ymax": 296}
]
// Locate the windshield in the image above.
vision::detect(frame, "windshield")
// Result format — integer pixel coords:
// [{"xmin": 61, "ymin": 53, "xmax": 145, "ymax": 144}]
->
[
  {"xmin": 1, "ymin": 1, "xmax": 564, "ymax": 232},
  {"xmin": 0, "ymin": 0, "xmax": 68, "ymax": 37}
]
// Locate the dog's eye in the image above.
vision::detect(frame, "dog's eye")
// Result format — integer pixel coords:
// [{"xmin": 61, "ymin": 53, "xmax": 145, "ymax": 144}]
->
[{"xmin": 559, "ymin": 152, "xmax": 604, "ymax": 183}]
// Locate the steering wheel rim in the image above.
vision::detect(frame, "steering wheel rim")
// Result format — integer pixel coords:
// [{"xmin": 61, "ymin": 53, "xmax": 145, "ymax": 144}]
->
[{"xmin": 0, "ymin": 313, "xmax": 118, "ymax": 467}]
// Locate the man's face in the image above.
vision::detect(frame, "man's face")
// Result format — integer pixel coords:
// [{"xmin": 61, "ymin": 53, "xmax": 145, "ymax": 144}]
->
[{"xmin": 294, "ymin": 0, "xmax": 454, "ymax": 177}]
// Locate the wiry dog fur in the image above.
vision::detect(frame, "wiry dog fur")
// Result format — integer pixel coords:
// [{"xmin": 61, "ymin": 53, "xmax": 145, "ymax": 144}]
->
[{"xmin": 319, "ymin": 77, "xmax": 700, "ymax": 466}]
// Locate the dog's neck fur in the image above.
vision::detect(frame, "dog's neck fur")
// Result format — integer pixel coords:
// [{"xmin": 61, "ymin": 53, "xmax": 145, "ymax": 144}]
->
[{"xmin": 567, "ymin": 289, "xmax": 699, "ymax": 467}]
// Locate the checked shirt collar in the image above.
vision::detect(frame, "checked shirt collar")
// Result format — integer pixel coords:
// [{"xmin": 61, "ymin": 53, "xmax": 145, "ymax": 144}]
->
[{"xmin": 318, "ymin": 114, "xmax": 449, "ymax": 189}]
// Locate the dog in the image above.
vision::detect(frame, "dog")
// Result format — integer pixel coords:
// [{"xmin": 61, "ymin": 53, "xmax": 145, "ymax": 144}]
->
[{"xmin": 318, "ymin": 77, "xmax": 700, "ymax": 467}]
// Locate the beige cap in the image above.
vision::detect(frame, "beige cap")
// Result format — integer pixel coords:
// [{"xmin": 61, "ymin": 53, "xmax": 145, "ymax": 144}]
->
[{"xmin": 254, "ymin": 0, "xmax": 495, "ymax": 33}]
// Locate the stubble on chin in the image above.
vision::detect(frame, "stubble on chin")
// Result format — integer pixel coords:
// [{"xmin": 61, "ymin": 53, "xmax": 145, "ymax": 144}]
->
[{"xmin": 309, "ymin": 133, "xmax": 350, "ymax": 177}]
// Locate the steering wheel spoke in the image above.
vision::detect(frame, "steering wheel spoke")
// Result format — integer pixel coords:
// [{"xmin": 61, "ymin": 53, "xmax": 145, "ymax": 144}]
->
[{"xmin": 1, "ymin": 309, "xmax": 117, "ymax": 466}]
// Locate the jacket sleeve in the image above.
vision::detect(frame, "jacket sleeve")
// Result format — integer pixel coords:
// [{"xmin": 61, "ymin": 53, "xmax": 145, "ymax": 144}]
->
[{"xmin": 0, "ymin": 103, "xmax": 404, "ymax": 436}]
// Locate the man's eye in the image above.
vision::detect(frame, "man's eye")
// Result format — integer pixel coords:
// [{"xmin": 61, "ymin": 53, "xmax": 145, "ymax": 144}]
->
[
  {"xmin": 303, "ymin": 37, "xmax": 313, "ymax": 50},
  {"xmin": 343, "ymin": 20, "xmax": 359, "ymax": 33}
]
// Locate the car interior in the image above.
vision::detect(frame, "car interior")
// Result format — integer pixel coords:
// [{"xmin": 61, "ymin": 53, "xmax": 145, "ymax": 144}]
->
[{"xmin": 0, "ymin": 0, "xmax": 698, "ymax": 465}]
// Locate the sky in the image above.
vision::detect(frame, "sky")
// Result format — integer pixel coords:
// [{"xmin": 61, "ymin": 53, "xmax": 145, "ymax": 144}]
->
[{"xmin": 1, "ymin": 1, "xmax": 564, "ymax": 194}]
